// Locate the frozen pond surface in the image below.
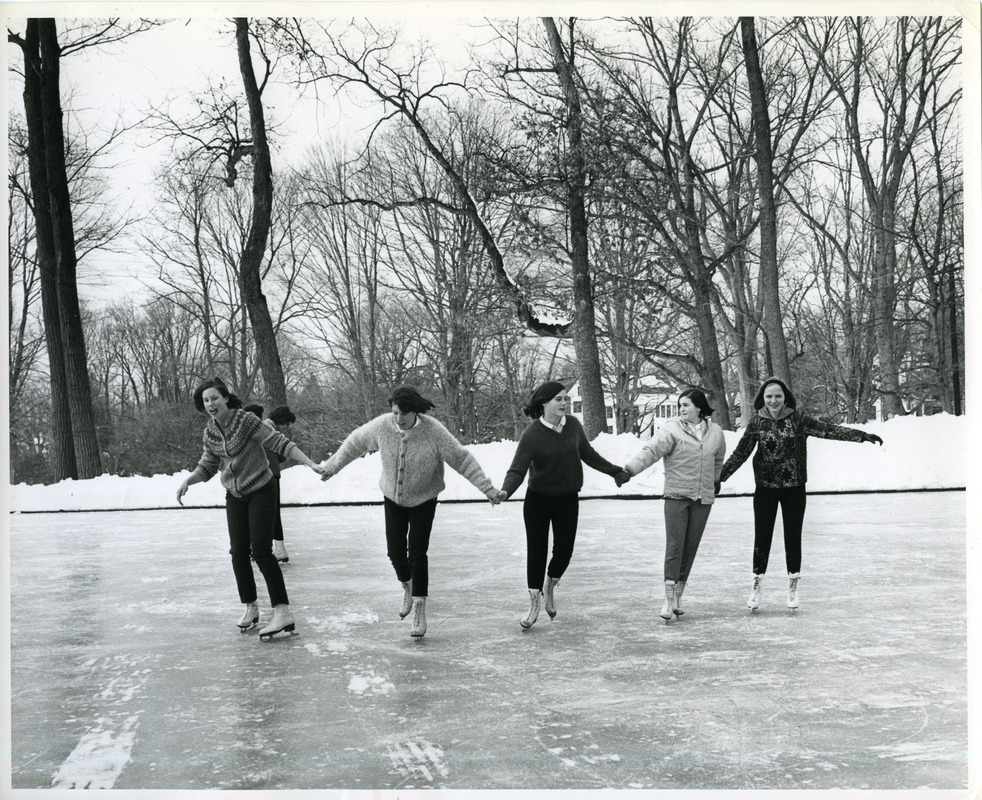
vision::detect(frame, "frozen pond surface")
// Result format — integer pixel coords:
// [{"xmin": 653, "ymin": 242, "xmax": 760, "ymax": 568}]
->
[{"xmin": 9, "ymin": 492, "xmax": 967, "ymax": 792}]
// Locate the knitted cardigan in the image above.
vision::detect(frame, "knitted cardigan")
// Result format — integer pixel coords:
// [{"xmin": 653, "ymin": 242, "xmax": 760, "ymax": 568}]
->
[
  {"xmin": 261, "ymin": 418, "xmax": 285, "ymax": 479},
  {"xmin": 719, "ymin": 407, "xmax": 867, "ymax": 488},
  {"xmin": 324, "ymin": 414, "xmax": 497, "ymax": 507},
  {"xmin": 501, "ymin": 415, "xmax": 622, "ymax": 498},
  {"xmin": 192, "ymin": 409, "xmax": 300, "ymax": 497}
]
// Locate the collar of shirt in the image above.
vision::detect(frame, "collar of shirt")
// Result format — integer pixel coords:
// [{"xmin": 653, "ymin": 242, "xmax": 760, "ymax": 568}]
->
[
  {"xmin": 539, "ymin": 415, "xmax": 566, "ymax": 433},
  {"xmin": 680, "ymin": 418, "xmax": 707, "ymax": 439},
  {"xmin": 393, "ymin": 416, "xmax": 418, "ymax": 433}
]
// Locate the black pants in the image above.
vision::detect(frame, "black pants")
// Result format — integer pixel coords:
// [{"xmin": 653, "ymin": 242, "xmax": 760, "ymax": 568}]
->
[
  {"xmin": 752, "ymin": 484, "xmax": 807, "ymax": 575},
  {"xmin": 272, "ymin": 476, "xmax": 284, "ymax": 542},
  {"xmin": 523, "ymin": 490, "xmax": 579, "ymax": 590},
  {"xmin": 383, "ymin": 497, "xmax": 438, "ymax": 597},
  {"xmin": 227, "ymin": 479, "xmax": 288, "ymax": 606}
]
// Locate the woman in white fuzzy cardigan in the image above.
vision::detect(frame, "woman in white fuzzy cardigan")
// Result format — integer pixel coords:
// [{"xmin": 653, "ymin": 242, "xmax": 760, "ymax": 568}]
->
[{"xmin": 320, "ymin": 387, "xmax": 500, "ymax": 640}]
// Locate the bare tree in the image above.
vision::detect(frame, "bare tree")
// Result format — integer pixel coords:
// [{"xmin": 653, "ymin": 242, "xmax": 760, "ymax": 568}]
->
[
  {"xmin": 8, "ymin": 17, "xmax": 156, "ymax": 479},
  {"xmin": 739, "ymin": 16, "xmax": 791, "ymax": 381},
  {"xmin": 234, "ymin": 17, "xmax": 287, "ymax": 406},
  {"xmin": 801, "ymin": 16, "xmax": 961, "ymax": 418}
]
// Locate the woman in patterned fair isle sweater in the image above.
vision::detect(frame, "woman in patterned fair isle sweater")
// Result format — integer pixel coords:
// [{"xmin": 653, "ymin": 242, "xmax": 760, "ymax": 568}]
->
[
  {"xmin": 320, "ymin": 386, "xmax": 501, "ymax": 641},
  {"xmin": 498, "ymin": 381, "xmax": 625, "ymax": 629},
  {"xmin": 718, "ymin": 377, "xmax": 884, "ymax": 611},
  {"xmin": 177, "ymin": 379, "xmax": 324, "ymax": 640}
]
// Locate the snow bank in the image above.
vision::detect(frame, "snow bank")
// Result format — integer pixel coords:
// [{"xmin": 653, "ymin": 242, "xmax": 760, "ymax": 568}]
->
[{"xmin": 6, "ymin": 414, "xmax": 966, "ymax": 513}]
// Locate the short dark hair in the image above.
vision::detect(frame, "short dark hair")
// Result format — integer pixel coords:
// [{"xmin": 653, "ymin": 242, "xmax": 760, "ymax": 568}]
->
[
  {"xmin": 192, "ymin": 378, "xmax": 243, "ymax": 413},
  {"xmin": 243, "ymin": 404, "xmax": 264, "ymax": 419},
  {"xmin": 679, "ymin": 388, "xmax": 714, "ymax": 418},
  {"xmin": 753, "ymin": 376, "xmax": 798, "ymax": 410},
  {"xmin": 523, "ymin": 381, "xmax": 567, "ymax": 419},
  {"xmin": 388, "ymin": 386, "xmax": 435, "ymax": 414},
  {"xmin": 269, "ymin": 405, "xmax": 296, "ymax": 425}
]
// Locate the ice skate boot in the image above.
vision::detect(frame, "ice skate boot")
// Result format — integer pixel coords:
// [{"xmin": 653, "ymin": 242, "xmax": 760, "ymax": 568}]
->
[
  {"xmin": 399, "ymin": 580, "xmax": 413, "ymax": 619},
  {"xmin": 259, "ymin": 604, "xmax": 296, "ymax": 640},
  {"xmin": 748, "ymin": 574, "xmax": 763, "ymax": 610},
  {"xmin": 272, "ymin": 540, "xmax": 289, "ymax": 563},
  {"xmin": 410, "ymin": 598, "xmax": 427, "ymax": 639},
  {"xmin": 237, "ymin": 602, "xmax": 259, "ymax": 631},
  {"xmin": 660, "ymin": 580, "xmax": 676, "ymax": 621},
  {"xmin": 520, "ymin": 589, "xmax": 542, "ymax": 629},
  {"xmin": 786, "ymin": 573, "xmax": 800, "ymax": 609},
  {"xmin": 543, "ymin": 576, "xmax": 560, "ymax": 619},
  {"xmin": 673, "ymin": 580, "xmax": 686, "ymax": 617}
]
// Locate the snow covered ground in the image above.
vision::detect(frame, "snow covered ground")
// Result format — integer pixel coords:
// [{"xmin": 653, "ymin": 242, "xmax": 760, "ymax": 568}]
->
[{"xmin": 7, "ymin": 413, "xmax": 967, "ymax": 512}]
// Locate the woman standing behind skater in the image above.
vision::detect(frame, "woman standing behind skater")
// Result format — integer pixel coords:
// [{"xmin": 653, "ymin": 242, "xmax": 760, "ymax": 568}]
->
[
  {"xmin": 718, "ymin": 376, "xmax": 883, "ymax": 610},
  {"xmin": 243, "ymin": 404, "xmax": 296, "ymax": 563},
  {"xmin": 319, "ymin": 387, "xmax": 501, "ymax": 640},
  {"xmin": 616, "ymin": 389, "xmax": 726, "ymax": 623},
  {"xmin": 499, "ymin": 381, "xmax": 625, "ymax": 629},
  {"xmin": 268, "ymin": 405, "xmax": 298, "ymax": 563},
  {"xmin": 176, "ymin": 379, "xmax": 323, "ymax": 639}
]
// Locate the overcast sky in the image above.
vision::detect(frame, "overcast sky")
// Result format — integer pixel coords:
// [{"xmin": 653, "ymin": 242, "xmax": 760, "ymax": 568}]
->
[{"xmin": 4, "ymin": 2, "xmax": 981, "ymax": 311}]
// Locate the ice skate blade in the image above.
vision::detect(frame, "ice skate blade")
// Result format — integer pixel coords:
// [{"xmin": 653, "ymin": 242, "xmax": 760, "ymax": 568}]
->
[
  {"xmin": 259, "ymin": 623, "xmax": 297, "ymax": 641},
  {"xmin": 237, "ymin": 617, "xmax": 259, "ymax": 631}
]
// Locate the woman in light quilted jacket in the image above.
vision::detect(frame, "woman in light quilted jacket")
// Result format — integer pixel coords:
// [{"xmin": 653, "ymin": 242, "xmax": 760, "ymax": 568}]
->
[{"xmin": 618, "ymin": 389, "xmax": 726, "ymax": 623}]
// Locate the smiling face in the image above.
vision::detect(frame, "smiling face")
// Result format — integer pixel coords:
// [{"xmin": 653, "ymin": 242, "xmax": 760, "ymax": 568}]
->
[
  {"xmin": 762, "ymin": 383, "xmax": 786, "ymax": 417},
  {"xmin": 392, "ymin": 404, "xmax": 417, "ymax": 430},
  {"xmin": 542, "ymin": 390, "xmax": 568, "ymax": 423},
  {"xmin": 202, "ymin": 387, "xmax": 231, "ymax": 423},
  {"xmin": 678, "ymin": 395, "xmax": 702, "ymax": 423}
]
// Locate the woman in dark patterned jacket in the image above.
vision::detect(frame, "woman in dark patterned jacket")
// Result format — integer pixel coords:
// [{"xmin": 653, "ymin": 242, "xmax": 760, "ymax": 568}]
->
[
  {"xmin": 718, "ymin": 377, "xmax": 883, "ymax": 611},
  {"xmin": 177, "ymin": 379, "xmax": 323, "ymax": 639}
]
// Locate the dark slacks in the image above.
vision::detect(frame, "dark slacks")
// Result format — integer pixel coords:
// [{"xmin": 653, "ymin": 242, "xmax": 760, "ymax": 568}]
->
[
  {"xmin": 383, "ymin": 497, "xmax": 438, "ymax": 597},
  {"xmin": 523, "ymin": 490, "xmax": 579, "ymax": 590},
  {"xmin": 752, "ymin": 484, "xmax": 807, "ymax": 575},
  {"xmin": 272, "ymin": 476, "xmax": 284, "ymax": 542},
  {"xmin": 226, "ymin": 479, "xmax": 288, "ymax": 606}
]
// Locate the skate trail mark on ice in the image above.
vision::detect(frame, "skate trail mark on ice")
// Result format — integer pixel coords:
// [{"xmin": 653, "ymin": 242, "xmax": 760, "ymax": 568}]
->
[
  {"xmin": 51, "ymin": 655, "xmax": 151, "ymax": 789},
  {"xmin": 387, "ymin": 739, "xmax": 449, "ymax": 785}
]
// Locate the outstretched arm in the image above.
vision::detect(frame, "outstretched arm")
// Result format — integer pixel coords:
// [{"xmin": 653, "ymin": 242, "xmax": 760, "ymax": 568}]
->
[
  {"xmin": 319, "ymin": 419, "xmax": 381, "ymax": 480},
  {"xmin": 719, "ymin": 421, "xmax": 757, "ymax": 483},
  {"xmin": 804, "ymin": 416, "xmax": 881, "ymax": 446},
  {"xmin": 436, "ymin": 427, "xmax": 498, "ymax": 500}
]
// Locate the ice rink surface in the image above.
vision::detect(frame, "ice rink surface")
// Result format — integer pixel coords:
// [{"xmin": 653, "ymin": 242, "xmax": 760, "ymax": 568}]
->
[{"xmin": 8, "ymin": 492, "xmax": 968, "ymax": 793}]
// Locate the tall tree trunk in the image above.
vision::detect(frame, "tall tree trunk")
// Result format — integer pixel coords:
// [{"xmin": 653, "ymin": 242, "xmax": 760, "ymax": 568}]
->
[
  {"xmin": 235, "ymin": 18, "xmax": 287, "ymax": 406},
  {"xmin": 38, "ymin": 20, "xmax": 102, "ymax": 478},
  {"xmin": 20, "ymin": 21, "xmax": 76, "ymax": 480},
  {"xmin": 871, "ymin": 197, "xmax": 903, "ymax": 417},
  {"xmin": 740, "ymin": 17, "xmax": 791, "ymax": 382},
  {"xmin": 542, "ymin": 17, "xmax": 606, "ymax": 438}
]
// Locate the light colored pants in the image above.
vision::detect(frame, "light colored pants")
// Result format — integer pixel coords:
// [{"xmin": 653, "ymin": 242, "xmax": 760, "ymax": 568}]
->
[{"xmin": 663, "ymin": 498, "xmax": 713, "ymax": 582}]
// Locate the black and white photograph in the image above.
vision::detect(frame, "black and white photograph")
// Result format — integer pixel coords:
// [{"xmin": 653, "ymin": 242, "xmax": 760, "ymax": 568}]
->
[{"xmin": 4, "ymin": 1, "xmax": 979, "ymax": 796}]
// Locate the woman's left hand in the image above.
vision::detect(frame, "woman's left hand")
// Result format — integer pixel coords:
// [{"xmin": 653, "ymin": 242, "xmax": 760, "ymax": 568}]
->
[{"xmin": 863, "ymin": 433, "xmax": 884, "ymax": 445}]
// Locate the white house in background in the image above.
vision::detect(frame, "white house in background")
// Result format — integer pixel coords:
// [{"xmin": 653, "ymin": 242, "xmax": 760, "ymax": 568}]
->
[{"xmin": 566, "ymin": 378, "xmax": 677, "ymax": 436}]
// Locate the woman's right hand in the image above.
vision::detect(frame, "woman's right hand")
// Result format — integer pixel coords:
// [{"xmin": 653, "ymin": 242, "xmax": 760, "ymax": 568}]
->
[{"xmin": 176, "ymin": 481, "xmax": 189, "ymax": 506}]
